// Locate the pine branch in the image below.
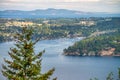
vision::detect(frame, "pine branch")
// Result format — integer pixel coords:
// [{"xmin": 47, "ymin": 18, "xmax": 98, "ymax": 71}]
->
[
  {"xmin": 8, "ymin": 52, "xmax": 21, "ymax": 61},
  {"xmin": 40, "ymin": 68, "xmax": 55, "ymax": 80}
]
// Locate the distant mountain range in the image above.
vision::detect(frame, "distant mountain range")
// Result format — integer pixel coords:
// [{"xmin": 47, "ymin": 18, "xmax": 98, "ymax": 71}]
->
[{"xmin": 0, "ymin": 8, "xmax": 120, "ymax": 18}]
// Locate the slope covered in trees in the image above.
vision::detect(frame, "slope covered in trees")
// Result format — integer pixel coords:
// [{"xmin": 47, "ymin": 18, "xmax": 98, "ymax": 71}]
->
[
  {"xmin": 0, "ymin": 17, "xmax": 120, "ymax": 42},
  {"xmin": 63, "ymin": 30, "xmax": 120, "ymax": 56}
]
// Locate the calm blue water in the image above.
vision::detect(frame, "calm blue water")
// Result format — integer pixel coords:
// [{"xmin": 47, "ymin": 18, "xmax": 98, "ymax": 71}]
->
[{"xmin": 0, "ymin": 37, "xmax": 120, "ymax": 80}]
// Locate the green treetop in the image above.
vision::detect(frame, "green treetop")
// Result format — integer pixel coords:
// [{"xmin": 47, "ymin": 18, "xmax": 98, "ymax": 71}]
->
[{"xmin": 2, "ymin": 27, "xmax": 56, "ymax": 80}]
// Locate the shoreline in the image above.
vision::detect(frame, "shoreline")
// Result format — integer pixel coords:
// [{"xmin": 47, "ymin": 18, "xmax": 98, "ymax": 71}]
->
[
  {"xmin": 63, "ymin": 52, "xmax": 120, "ymax": 57},
  {"xmin": 0, "ymin": 36, "xmax": 85, "ymax": 43}
]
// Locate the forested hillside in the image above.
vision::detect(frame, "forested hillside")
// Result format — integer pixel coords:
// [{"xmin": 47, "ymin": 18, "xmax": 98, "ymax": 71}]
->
[
  {"xmin": 63, "ymin": 29, "xmax": 120, "ymax": 56},
  {"xmin": 0, "ymin": 17, "xmax": 120, "ymax": 42}
]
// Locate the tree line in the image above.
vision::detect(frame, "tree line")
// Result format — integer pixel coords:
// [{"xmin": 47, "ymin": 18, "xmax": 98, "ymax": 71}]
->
[{"xmin": 0, "ymin": 17, "xmax": 120, "ymax": 42}]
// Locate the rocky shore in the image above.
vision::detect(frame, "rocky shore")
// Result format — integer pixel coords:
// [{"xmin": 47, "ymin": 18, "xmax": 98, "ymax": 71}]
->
[{"xmin": 63, "ymin": 48, "xmax": 120, "ymax": 56}]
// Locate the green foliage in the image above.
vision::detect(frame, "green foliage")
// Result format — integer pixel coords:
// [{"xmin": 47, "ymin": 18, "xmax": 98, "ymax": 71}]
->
[
  {"xmin": 90, "ymin": 68, "xmax": 120, "ymax": 80},
  {"xmin": 64, "ymin": 30, "xmax": 120, "ymax": 56},
  {"xmin": 2, "ymin": 27, "xmax": 56, "ymax": 80},
  {"xmin": 90, "ymin": 77, "xmax": 98, "ymax": 80},
  {"xmin": 0, "ymin": 17, "xmax": 120, "ymax": 42},
  {"xmin": 118, "ymin": 68, "xmax": 120, "ymax": 79},
  {"xmin": 106, "ymin": 72, "xmax": 114, "ymax": 80}
]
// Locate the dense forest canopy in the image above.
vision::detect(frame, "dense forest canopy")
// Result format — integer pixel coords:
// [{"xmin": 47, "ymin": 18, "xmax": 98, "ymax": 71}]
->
[{"xmin": 63, "ymin": 29, "xmax": 120, "ymax": 56}]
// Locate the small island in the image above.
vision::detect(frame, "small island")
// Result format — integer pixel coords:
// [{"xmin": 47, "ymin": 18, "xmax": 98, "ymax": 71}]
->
[{"xmin": 63, "ymin": 30, "xmax": 120, "ymax": 56}]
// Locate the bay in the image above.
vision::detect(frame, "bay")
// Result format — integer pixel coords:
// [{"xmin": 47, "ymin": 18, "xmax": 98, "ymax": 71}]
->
[{"xmin": 0, "ymin": 37, "xmax": 120, "ymax": 80}]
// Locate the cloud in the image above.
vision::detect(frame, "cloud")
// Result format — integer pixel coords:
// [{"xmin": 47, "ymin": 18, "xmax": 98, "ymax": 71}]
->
[
  {"xmin": 104, "ymin": 0, "xmax": 120, "ymax": 5},
  {"xmin": 0, "ymin": 0, "xmax": 100, "ymax": 3},
  {"xmin": 64, "ymin": 0, "xmax": 100, "ymax": 2},
  {"xmin": 1, "ymin": 0, "xmax": 119, "ymax": 4}
]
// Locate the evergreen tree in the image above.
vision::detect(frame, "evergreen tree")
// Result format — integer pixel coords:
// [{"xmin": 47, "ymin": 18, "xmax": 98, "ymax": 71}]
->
[
  {"xmin": 106, "ymin": 72, "xmax": 114, "ymax": 80},
  {"xmin": 2, "ymin": 27, "xmax": 56, "ymax": 80}
]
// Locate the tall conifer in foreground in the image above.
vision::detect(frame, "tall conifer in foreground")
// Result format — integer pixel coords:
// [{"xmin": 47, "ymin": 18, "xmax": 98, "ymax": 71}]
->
[{"xmin": 2, "ymin": 27, "xmax": 56, "ymax": 80}]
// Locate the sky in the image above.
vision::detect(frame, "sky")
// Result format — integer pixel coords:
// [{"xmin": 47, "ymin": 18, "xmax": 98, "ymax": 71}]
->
[{"xmin": 0, "ymin": 0, "xmax": 120, "ymax": 13}]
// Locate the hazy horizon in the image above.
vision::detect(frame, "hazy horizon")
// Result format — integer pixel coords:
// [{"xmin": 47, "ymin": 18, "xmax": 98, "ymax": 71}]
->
[
  {"xmin": 0, "ymin": 8, "xmax": 120, "ymax": 14},
  {"xmin": 0, "ymin": 0, "xmax": 120, "ymax": 13}
]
